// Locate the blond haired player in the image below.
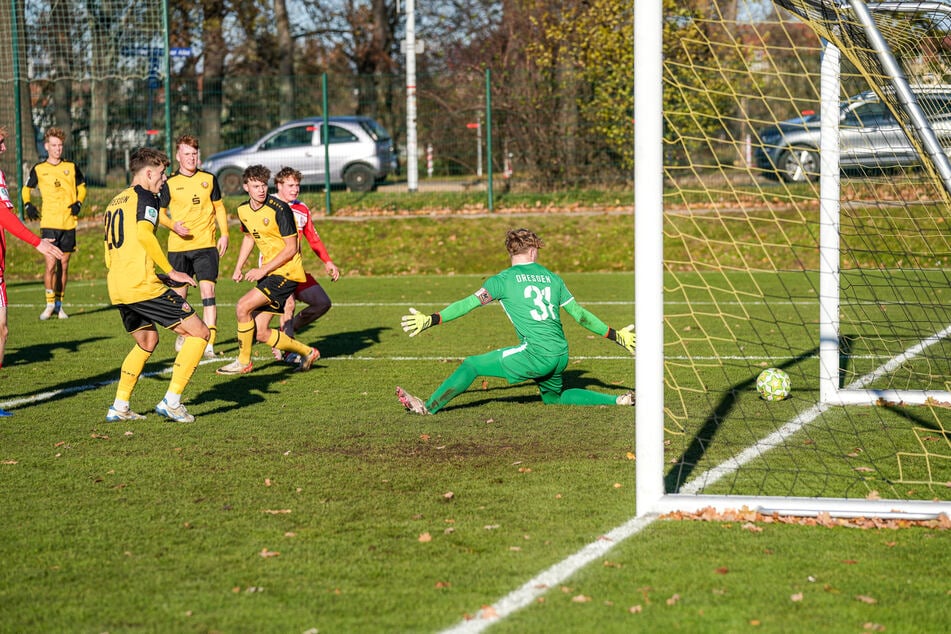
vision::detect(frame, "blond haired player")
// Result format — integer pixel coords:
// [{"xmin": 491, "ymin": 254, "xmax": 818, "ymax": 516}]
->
[
  {"xmin": 158, "ymin": 134, "xmax": 229, "ymax": 359},
  {"xmin": 23, "ymin": 127, "xmax": 86, "ymax": 320}
]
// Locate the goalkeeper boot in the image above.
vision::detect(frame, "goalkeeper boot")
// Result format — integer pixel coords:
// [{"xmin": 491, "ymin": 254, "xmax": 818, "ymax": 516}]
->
[
  {"xmin": 297, "ymin": 347, "xmax": 320, "ymax": 372},
  {"xmin": 155, "ymin": 399, "xmax": 195, "ymax": 423},
  {"xmin": 216, "ymin": 359, "xmax": 253, "ymax": 375},
  {"xmin": 106, "ymin": 406, "xmax": 147, "ymax": 422},
  {"xmin": 57, "ymin": 304, "xmax": 69, "ymax": 319},
  {"xmin": 396, "ymin": 386, "xmax": 430, "ymax": 415},
  {"xmin": 615, "ymin": 391, "xmax": 636, "ymax": 406},
  {"xmin": 39, "ymin": 304, "xmax": 55, "ymax": 321}
]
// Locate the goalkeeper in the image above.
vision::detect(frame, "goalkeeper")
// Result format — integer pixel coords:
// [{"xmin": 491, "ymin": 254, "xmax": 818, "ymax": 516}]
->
[{"xmin": 396, "ymin": 228, "xmax": 635, "ymax": 415}]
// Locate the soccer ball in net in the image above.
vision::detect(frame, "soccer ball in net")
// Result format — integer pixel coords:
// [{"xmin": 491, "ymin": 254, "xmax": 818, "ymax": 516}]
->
[{"xmin": 756, "ymin": 368, "xmax": 791, "ymax": 401}]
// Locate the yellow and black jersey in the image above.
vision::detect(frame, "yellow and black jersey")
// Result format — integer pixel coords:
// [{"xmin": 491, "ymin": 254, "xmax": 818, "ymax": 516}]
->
[
  {"xmin": 25, "ymin": 160, "xmax": 86, "ymax": 230},
  {"xmin": 104, "ymin": 185, "xmax": 169, "ymax": 304},
  {"xmin": 159, "ymin": 169, "xmax": 225, "ymax": 252},
  {"xmin": 236, "ymin": 194, "xmax": 305, "ymax": 283}
]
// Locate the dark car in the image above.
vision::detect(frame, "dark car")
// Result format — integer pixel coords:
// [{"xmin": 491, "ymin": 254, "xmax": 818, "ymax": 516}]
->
[
  {"xmin": 754, "ymin": 85, "xmax": 951, "ymax": 182},
  {"xmin": 202, "ymin": 116, "xmax": 398, "ymax": 194}
]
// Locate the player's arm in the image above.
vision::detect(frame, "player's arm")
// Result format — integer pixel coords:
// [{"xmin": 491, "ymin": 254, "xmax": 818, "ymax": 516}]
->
[
  {"xmin": 22, "ymin": 166, "xmax": 40, "ymax": 220},
  {"xmin": 563, "ymin": 299, "xmax": 635, "ymax": 354},
  {"xmin": 401, "ymin": 294, "xmax": 483, "ymax": 337},
  {"xmin": 232, "ymin": 233, "xmax": 256, "ymax": 281},
  {"xmin": 254, "ymin": 234, "xmax": 298, "ymax": 278},
  {"xmin": 136, "ymin": 220, "xmax": 195, "ymax": 286},
  {"xmin": 213, "ymin": 199, "xmax": 229, "ymax": 255},
  {"xmin": 0, "ymin": 207, "xmax": 63, "ymax": 260},
  {"xmin": 301, "ymin": 220, "xmax": 340, "ymax": 280}
]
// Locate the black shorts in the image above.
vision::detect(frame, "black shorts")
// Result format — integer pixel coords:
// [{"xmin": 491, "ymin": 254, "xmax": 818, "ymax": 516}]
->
[
  {"xmin": 116, "ymin": 289, "xmax": 197, "ymax": 333},
  {"xmin": 169, "ymin": 247, "xmax": 220, "ymax": 283},
  {"xmin": 41, "ymin": 228, "xmax": 77, "ymax": 253},
  {"xmin": 255, "ymin": 275, "xmax": 299, "ymax": 314}
]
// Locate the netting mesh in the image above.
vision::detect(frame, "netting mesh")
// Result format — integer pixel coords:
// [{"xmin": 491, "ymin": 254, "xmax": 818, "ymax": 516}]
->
[{"xmin": 655, "ymin": 2, "xmax": 951, "ymax": 501}]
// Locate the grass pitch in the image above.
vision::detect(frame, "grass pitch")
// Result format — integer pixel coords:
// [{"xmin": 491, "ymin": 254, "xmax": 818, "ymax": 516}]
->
[{"xmin": 0, "ymin": 211, "xmax": 948, "ymax": 632}]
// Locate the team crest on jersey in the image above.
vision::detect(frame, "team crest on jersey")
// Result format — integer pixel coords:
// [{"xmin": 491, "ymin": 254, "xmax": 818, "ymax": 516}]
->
[
  {"xmin": 262, "ymin": 218, "xmax": 270, "ymax": 225},
  {"xmin": 63, "ymin": 169, "xmax": 71, "ymax": 176},
  {"xmin": 201, "ymin": 181, "xmax": 209, "ymax": 189},
  {"xmin": 144, "ymin": 205, "xmax": 159, "ymax": 222},
  {"xmin": 182, "ymin": 301, "xmax": 192, "ymax": 312},
  {"xmin": 476, "ymin": 287, "xmax": 492, "ymax": 305}
]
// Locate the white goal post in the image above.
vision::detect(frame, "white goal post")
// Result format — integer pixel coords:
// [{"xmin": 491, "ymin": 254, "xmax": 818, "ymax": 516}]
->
[{"xmin": 635, "ymin": 0, "xmax": 951, "ymax": 520}]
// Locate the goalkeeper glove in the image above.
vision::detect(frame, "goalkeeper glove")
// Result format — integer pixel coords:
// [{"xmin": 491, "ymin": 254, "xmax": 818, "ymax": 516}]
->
[
  {"xmin": 69, "ymin": 201, "xmax": 82, "ymax": 217},
  {"xmin": 608, "ymin": 324, "xmax": 636, "ymax": 355},
  {"xmin": 24, "ymin": 202, "xmax": 39, "ymax": 220},
  {"xmin": 401, "ymin": 307, "xmax": 441, "ymax": 337}
]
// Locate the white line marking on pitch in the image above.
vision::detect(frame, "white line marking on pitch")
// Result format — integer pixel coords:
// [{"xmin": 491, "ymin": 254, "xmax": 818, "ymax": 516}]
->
[{"xmin": 440, "ymin": 331, "xmax": 944, "ymax": 633}]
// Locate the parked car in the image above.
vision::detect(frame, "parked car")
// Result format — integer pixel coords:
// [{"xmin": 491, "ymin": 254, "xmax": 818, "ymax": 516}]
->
[
  {"xmin": 202, "ymin": 116, "xmax": 398, "ymax": 194},
  {"xmin": 754, "ymin": 85, "xmax": 951, "ymax": 182}
]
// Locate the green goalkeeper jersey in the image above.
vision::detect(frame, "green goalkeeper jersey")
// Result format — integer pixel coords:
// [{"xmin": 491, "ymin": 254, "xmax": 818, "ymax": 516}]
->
[{"xmin": 480, "ymin": 261, "xmax": 573, "ymax": 357}]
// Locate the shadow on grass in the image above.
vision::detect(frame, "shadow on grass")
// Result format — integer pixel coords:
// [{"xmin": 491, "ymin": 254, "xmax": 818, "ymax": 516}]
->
[
  {"xmin": 310, "ymin": 326, "xmax": 388, "ymax": 357},
  {"xmin": 664, "ymin": 347, "xmax": 818, "ymax": 494},
  {"xmin": 6, "ymin": 335, "xmax": 111, "ymax": 366}
]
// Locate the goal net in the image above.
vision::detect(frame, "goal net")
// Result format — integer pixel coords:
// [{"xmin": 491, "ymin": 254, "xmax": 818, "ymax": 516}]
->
[{"xmin": 635, "ymin": 0, "xmax": 951, "ymax": 519}]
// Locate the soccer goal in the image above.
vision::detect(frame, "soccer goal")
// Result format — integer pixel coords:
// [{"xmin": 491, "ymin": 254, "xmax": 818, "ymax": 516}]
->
[{"xmin": 635, "ymin": 0, "xmax": 951, "ymax": 519}]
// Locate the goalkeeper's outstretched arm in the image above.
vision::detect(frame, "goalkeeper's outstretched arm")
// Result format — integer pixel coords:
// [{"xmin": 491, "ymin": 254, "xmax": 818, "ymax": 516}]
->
[
  {"xmin": 401, "ymin": 295, "xmax": 482, "ymax": 337},
  {"xmin": 562, "ymin": 299, "xmax": 635, "ymax": 355}
]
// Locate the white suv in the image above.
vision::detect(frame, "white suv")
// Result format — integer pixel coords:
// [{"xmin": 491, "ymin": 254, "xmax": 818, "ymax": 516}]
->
[{"xmin": 202, "ymin": 116, "xmax": 397, "ymax": 194}]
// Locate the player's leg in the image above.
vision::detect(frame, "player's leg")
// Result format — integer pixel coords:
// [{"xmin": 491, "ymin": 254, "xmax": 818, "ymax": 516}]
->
[
  {"xmin": 198, "ymin": 280, "xmax": 218, "ymax": 358},
  {"xmin": 0, "ymin": 284, "xmax": 8, "ymax": 370},
  {"xmin": 258, "ymin": 308, "xmax": 318, "ymax": 368},
  {"xmin": 273, "ymin": 294, "xmax": 296, "ymax": 360},
  {"xmin": 54, "ymin": 251, "xmax": 72, "ymax": 318},
  {"xmin": 107, "ymin": 312, "xmax": 158, "ymax": 421},
  {"xmin": 417, "ymin": 349, "xmax": 509, "ymax": 414},
  {"xmin": 0, "ymin": 295, "xmax": 10, "ymax": 416},
  {"xmin": 290, "ymin": 281, "xmax": 332, "ymax": 334},
  {"xmin": 193, "ymin": 248, "xmax": 221, "ymax": 358},
  {"xmin": 168, "ymin": 251, "xmax": 192, "ymax": 351},
  {"xmin": 39, "ymin": 231, "xmax": 58, "ymax": 319},
  {"xmin": 158, "ymin": 313, "xmax": 211, "ymax": 422},
  {"xmin": 253, "ymin": 276, "xmax": 318, "ymax": 368}
]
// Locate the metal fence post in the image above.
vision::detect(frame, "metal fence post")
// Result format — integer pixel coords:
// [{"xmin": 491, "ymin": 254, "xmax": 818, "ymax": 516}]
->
[
  {"xmin": 322, "ymin": 73, "xmax": 332, "ymax": 216},
  {"xmin": 485, "ymin": 68, "xmax": 493, "ymax": 212}
]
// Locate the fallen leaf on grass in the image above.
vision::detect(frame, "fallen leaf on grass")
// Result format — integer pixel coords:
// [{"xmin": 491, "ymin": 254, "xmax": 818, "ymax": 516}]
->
[
  {"xmin": 262, "ymin": 509, "xmax": 291, "ymax": 514},
  {"xmin": 435, "ymin": 581, "xmax": 451, "ymax": 589},
  {"xmin": 628, "ymin": 605, "xmax": 643, "ymax": 614},
  {"xmin": 790, "ymin": 592, "xmax": 804, "ymax": 602},
  {"xmin": 571, "ymin": 594, "xmax": 591, "ymax": 603},
  {"xmin": 855, "ymin": 595, "xmax": 877, "ymax": 604},
  {"xmin": 1, "ymin": 460, "xmax": 16, "ymax": 465},
  {"xmin": 264, "ymin": 478, "xmax": 272, "ymax": 487},
  {"xmin": 90, "ymin": 433, "xmax": 109, "ymax": 440},
  {"xmin": 666, "ymin": 594, "xmax": 680, "ymax": 606},
  {"xmin": 626, "ymin": 452, "xmax": 635, "ymax": 460},
  {"xmin": 715, "ymin": 567, "xmax": 729, "ymax": 575},
  {"xmin": 259, "ymin": 548, "xmax": 280, "ymax": 558},
  {"xmin": 418, "ymin": 532, "xmax": 432, "ymax": 543},
  {"xmin": 863, "ymin": 622, "xmax": 886, "ymax": 632},
  {"xmin": 480, "ymin": 605, "xmax": 498, "ymax": 620}
]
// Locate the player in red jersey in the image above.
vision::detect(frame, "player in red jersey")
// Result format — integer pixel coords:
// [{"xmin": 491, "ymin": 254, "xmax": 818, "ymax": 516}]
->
[
  {"xmin": 0, "ymin": 127, "xmax": 65, "ymax": 415},
  {"xmin": 270, "ymin": 167, "xmax": 339, "ymax": 363}
]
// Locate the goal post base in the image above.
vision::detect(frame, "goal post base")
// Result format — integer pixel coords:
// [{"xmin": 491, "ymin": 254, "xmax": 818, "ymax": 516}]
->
[{"xmin": 645, "ymin": 494, "xmax": 951, "ymax": 521}]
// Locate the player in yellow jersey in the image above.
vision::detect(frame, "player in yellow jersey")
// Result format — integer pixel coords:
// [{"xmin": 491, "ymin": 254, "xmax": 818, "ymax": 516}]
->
[
  {"xmin": 158, "ymin": 135, "xmax": 229, "ymax": 359},
  {"xmin": 103, "ymin": 147, "xmax": 210, "ymax": 423},
  {"xmin": 23, "ymin": 127, "xmax": 86, "ymax": 320},
  {"xmin": 216, "ymin": 165, "xmax": 320, "ymax": 375}
]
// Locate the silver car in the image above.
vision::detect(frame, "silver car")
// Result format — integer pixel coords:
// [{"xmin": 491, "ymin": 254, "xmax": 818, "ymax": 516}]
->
[
  {"xmin": 754, "ymin": 86, "xmax": 951, "ymax": 182},
  {"xmin": 202, "ymin": 116, "xmax": 397, "ymax": 194}
]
